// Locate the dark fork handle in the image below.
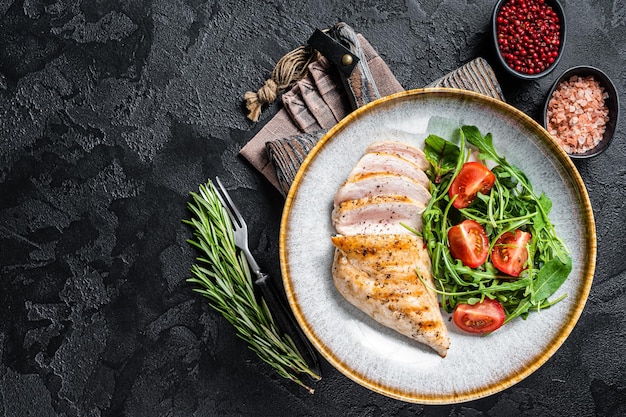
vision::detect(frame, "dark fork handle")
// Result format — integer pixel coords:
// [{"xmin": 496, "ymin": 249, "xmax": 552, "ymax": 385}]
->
[{"xmin": 254, "ymin": 272, "xmax": 321, "ymax": 378}]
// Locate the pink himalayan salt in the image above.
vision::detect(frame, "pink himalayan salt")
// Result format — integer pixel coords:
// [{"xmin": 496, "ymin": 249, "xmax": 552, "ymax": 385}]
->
[{"xmin": 546, "ymin": 75, "xmax": 610, "ymax": 154}]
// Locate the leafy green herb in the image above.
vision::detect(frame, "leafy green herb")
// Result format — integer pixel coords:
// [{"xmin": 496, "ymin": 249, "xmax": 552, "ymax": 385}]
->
[
  {"xmin": 424, "ymin": 134, "xmax": 461, "ymax": 183},
  {"xmin": 532, "ymin": 257, "xmax": 572, "ymax": 303},
  {"xmin": 422, "ymin": 125, "xmax": 572, "ymax": 324},
  {"xmin": 184, "ymin": 180, "xmax": 320, "ymax": 392}
]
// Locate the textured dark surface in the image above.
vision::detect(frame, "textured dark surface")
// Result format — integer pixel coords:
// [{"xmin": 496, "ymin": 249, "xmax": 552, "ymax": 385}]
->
[{"xmin": 1, "ymin": 0, "xmax": 625, "ymax": 416}]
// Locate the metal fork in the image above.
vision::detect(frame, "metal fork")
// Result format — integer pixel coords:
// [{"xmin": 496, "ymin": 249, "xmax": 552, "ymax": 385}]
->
[{"xmin": 214, "ymin": 177, "xmax": 321, "ymax": 378}]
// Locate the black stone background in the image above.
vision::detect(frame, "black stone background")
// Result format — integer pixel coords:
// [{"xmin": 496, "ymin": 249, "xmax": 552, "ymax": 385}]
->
[{"xmin": 1, "ymin": 0, "xmax": 625, "ymax": 416}]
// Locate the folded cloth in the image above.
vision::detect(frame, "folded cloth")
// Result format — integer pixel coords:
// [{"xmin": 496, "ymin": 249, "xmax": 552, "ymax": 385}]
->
[
  {"xmin": 265, "ymin": 131, "xmax": 326, "ymax": 195},
  {"xmin": 240, "ymin": 28, "xmax": 504, "ymax": 196},
  {"xmin": 308, "ymin": 57, "xmax": 352, "ymax": 125},
  {"xmin": 426, "ymin": 57, "xmax": 505, "ymax": 100},
  {"xmin": 239, "ymin": 32, "xmax": 403, "ymax": 192}
]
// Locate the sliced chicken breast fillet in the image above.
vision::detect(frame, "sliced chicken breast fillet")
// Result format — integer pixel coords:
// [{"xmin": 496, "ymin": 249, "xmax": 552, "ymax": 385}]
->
[
  {"xmin": 331, "ymin": 233, "xmax": 450, "ymax": 357},
  {"xmin": 365, "ymin": 141, "xmax": 429, "ymax": 171},
  {"xmin": 346, "ymin": 152, "xmax": 430, "ymax": 189},
  {"xmin": 332, "ymin": 195, "xmax": 426, "ymax": 235},
  {"xmin": 334, "ymin": 172, "xmax": 431, "ymax": 206}
]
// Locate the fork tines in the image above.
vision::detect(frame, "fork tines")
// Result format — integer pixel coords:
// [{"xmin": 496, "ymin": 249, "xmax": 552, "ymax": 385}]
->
[{"xmin": 214, "ymin": 177, "xmax": 245, "ymax": 230}]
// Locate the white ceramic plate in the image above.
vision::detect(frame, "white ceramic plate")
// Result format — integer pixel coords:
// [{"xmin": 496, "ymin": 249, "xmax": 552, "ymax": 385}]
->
[{"xmin": 279, "ymin": 89, "xmax": 596, "ymax": 404}]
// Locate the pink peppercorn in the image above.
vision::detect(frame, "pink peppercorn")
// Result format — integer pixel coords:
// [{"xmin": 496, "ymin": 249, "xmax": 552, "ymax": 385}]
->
[{"xmin": 496, "ymin": 0, "xmax": 562, "ymax": 75}]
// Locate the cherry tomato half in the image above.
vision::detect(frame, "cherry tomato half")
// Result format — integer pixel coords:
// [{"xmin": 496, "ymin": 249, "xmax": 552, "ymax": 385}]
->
[
  {"xmin": 448, "ymin": 219, "xmax": 489, "ymax": 268},
  {"xmin": 449, "ymin": 161, "xmax": 496, "ymax": 209},
  {"xmin": 453, "ymin": 299, "xmax": 505, "ymax": 334},
  {"xmin": 491, "ymin": 229, "xmax": 532, "ymax": 277}
]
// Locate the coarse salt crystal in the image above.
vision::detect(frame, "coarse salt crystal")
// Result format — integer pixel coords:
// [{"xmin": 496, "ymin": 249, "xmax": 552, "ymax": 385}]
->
[{"xmin": 546, "ymin": 75, "xmax": 610, "ymax": 154}]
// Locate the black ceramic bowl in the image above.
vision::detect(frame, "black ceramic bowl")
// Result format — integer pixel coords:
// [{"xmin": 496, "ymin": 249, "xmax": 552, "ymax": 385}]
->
[
  {"xmin": 492, "ymin": 0, "xmax": 566, "ymax": 80},
  {"xmin": 542, "ymin": 66, "xmax": 619, "ymax": 159}
]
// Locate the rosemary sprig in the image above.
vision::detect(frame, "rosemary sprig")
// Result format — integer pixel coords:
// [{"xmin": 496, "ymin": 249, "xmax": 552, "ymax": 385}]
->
[{"xmin": 183, "ymin": 180, "xmax": 320, "ymax": 393}]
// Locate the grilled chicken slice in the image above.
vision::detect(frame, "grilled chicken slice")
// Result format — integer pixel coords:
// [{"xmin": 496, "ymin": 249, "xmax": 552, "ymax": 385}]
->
[
  {"xmin": 334, "ymin": 172, "xmax": 431, "ymax": 207},
  {"xmin": 329, "ymin": 141, "xmax": 449, "ymax": 356},
  {"xmin": 331, "ymin": 233, "xmax": 450, "ymax": 357},
  {"xmin": 346, "ymin": 152, "xmax": 430, "ymax": 189},
  {"xmin": 332, "ymin": 195, "xmax": 426, "ymax": 235},
  {"xmin": 365, "ymin": 141, "xmax": 429, "ymax": 171}
]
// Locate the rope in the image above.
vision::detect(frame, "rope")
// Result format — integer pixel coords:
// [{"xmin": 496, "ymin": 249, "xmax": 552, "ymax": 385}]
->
[{"xmin": 244, "ymin": 45, "xmax": 321, "ymax": 122}]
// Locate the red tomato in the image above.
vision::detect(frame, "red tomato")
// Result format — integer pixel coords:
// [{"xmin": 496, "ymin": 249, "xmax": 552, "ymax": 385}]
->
[
  {"xmin": 449, "ymin": 161, "xmax": 496, "ymax": 209},
  {"xmin": 448, "ymin": 220, "xmax": 489, "ymax": 268},
  {"xmin": 491, "ymin": 230, "xmax": 532, "ymax": 277},
  {"xmin": 453, "ymin": 299, "xmax": 505, "ymax": 334}
]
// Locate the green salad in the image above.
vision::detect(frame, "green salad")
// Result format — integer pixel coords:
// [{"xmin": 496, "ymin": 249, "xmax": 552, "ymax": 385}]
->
[{"xmin": 418, "ymin": 125, "xmax": 572, "ymax": 334}]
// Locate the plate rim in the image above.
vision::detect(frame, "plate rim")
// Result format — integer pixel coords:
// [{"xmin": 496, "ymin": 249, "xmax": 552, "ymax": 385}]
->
[{"xmin": 279, "ymin": 87, "xmax": 596, "ymax": 404}]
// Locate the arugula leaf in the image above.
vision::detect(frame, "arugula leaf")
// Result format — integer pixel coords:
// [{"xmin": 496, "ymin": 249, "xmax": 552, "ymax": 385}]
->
[
  {"xmin": 532, "ymin": 257, "xmax": 572, "ymax": 303},
  {"xmin": 504, "ymin": 297, "xmax": 532, "ymax": 324},
  {"xmin": 462, "ymin": 126, "xmax": 501, "ymax": 163},
  {"xmin": 491, "ymin": 165, "xmax": 518, "ymax": 189},
  {"xmin": 424, "ymin": 134, "xmax": 460, "ymax": 183},
  {"xmin": 538, "ymin": 193, "xmax": 552, "ymax": 215}
]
